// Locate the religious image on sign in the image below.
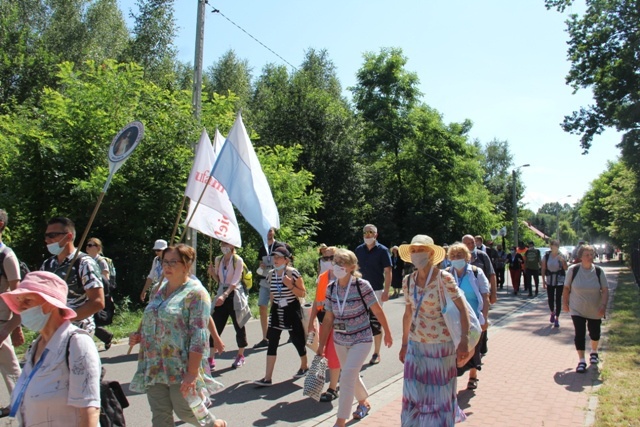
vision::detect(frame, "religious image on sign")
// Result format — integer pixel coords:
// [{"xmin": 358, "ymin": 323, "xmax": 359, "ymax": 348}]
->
[{"xmin": 109, "ymin": 122, "xmax": 144, "ymax": 163}]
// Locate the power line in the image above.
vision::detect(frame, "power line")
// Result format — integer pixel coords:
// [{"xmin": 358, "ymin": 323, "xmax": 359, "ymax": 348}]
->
[{"xmin": 208, "ymin": 4, "xmax": 298, "ymax": 71}]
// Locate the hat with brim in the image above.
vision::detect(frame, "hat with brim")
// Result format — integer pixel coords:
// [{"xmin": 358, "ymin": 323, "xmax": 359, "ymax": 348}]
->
[
  {"xmin": 0, "ymin": 271, "xmax": 76, "ymax": 320},
  {"xmin": 153, "ymin": 239, "xmax": 168, "ymax": 250},
  {"xmin": 398, "ymin": 235, "xmax": 446, "ymax": 266},
  {"xmin": 270, "ymin": 246, "xmax": 291, "ymax": 258}
]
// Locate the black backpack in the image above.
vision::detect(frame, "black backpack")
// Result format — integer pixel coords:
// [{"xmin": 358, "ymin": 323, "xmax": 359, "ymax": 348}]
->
[
  {"xmin": 570, "ymin": 264, "xmax": 603, "ymax": 283},
  {"xmin": 65, "ymin": 333, "xmax": 129, "ymax": 426},
  {"xmin": 0, "ymin": 246, "xmax": 30, "ymax": 280}
]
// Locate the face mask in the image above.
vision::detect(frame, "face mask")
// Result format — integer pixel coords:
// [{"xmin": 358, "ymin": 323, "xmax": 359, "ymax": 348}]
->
[
  {"xmin": 319, "ymin": 260, "xmax": 332, "ymax": 274},
  {"xmin": 364, "ymin": 237, "xmax": 376, "ymax": 246},
  {"xmin": 47, "ymin": 241, "xmax": 64, "ymax": 256},
  {"xmin": 21, "ymin": 305, "xmax": 52, "ymax": 332},
  {"xmin": 410, "ymin": 252, "xmax": 430, "ymax": 270},
  {"xmin": 451, "ymin": 259, "xmax": 467, "ymax": 270},
  {"xmin": 274, "ymin": 264, "xmax": 286, "ymax": 271},
  {"xmin": 333, "ymin": 265, "xmax": 348, "ymax": 279},
  {"xmin": 221, "ymin": 247, "xmax": 231, "ymax": 255}
]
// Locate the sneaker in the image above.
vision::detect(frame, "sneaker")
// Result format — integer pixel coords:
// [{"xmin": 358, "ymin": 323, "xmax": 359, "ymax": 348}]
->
[
  {"xmin": 293, "ymin": 368, "xmax": 308, "ymax": 378},
  {"xmin": 253, "ymin": 339, "xmax": 269, "ymax": 349},
  {"xmin": 207, "ymin": 357, "xmax": 216, "ymax": 371},
  {"xmin": 232, "ymin": 355, "xmax": 245, "ymax": 369},
  {"xmin": 253, "ymin": 378, "xmax": 273, "ymax": 386},
  {"xmin": 554, "ymin": 319, "xmax": 560, "ymax": 328},
  {"xmin": 550, "ymin": 313, "xmax": 555, "ymax": 324}
]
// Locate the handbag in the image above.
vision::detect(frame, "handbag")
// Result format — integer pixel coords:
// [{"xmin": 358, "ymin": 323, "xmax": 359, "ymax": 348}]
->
[
  {"xmin": 303, "ymin": 355, "xmax": 328, "ymax": 401},
  {"xmin": 437, "ymin": 273, "xmax": 482, "ymax": 364}
]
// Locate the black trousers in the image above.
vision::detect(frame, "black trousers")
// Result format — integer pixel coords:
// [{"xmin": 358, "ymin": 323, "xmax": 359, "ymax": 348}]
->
[
  {"xmin": 547, "ymin": 285, "xmax": 563, "ymax": 316},
  {"xmin": 524, "ymin": 268, "xmax": 540, "ymax": 294},
  {"xmin": 212, "ymin": 291, "xmax": 248, "ymax": 349},
  {"xmin": 95, "ymin": 326, "xmax": 113, "ymax": 344},
  {"xmin": 495, "ymin": 266, "xmax": 505, "ymax": 287},
  {"xmin": 571, "ymin": 315, "xmax": 602, "ymax": 351}
]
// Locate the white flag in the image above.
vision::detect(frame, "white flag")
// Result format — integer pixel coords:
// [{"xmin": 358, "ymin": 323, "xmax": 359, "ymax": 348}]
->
[
  {"xmin": 210, "ymin": 112, "xmax": 280, "ymax": 249},
  {"xmin": 185, "ymin": 129, "xmax": 241, "ymax": 247}
]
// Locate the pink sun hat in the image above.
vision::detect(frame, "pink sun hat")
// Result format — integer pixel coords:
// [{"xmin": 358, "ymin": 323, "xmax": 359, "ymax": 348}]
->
[{"xmin": 0, "ymin": 271, "xmax": 76, "ymax": 320}]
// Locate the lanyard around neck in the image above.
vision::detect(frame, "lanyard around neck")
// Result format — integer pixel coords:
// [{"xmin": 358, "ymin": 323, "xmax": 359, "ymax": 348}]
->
[
  {"xmin": 10, "ymin": 348, "xmax": 49, "ymax": 417},
  {"xmin": 335, "ymin": 278, "xmax": 353, "ymax": 316}
]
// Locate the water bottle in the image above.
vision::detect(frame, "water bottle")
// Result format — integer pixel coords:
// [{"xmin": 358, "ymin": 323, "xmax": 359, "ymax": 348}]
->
[
  {"xmin": 184, "ymin": 390, "xmax": 215, "ymax": 427},
  {"xmin": 306, "ymin": 331, "xmax": 316, "ymax": 345}
]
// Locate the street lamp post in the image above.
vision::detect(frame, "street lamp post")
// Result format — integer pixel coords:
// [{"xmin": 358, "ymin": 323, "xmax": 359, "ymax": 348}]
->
[
  {"xmin": 512, "ymin": 164, "xmax": 530, "ymax": 248},
  {"xmin": 556, "ymin": 195, "xmax": 572, "ymax": 241}
]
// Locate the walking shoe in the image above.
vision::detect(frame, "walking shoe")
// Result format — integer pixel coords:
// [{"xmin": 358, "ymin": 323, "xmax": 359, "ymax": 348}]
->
[
  {"xmin": 253, "ymin": 339, "xmax": 269, "ymax": 349},
  {"xmin": 232, "ymin": 355, "xmax": 245, "ymax": 369},
  {"xmin": 550, "ymin": 313, "xmax": 555, "ymax": 324},
  {"xmin": 207, "ymin": 357, "xmax": 216, "ymax": 371},
  {"xmin": 253, "ymin": 378, "xmax": 273, "ymax": 386},
  {"xmin": 293, "ymin": 368, "xmax": 309, "ymax": 378},
  {"xmin": 554, "ymin": 319, "xmax": 560, "ymax": 328}
]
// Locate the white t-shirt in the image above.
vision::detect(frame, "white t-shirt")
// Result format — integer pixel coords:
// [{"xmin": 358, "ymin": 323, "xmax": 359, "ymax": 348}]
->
[{"xmin": 13, "ymin": 321, "xmax": 101, "ymax": 426}]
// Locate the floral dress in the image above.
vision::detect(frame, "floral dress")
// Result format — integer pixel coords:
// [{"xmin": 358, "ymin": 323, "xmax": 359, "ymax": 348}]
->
[{"xmin": 130, "ymin": 279, "xmax": 213, "ymax": 393}]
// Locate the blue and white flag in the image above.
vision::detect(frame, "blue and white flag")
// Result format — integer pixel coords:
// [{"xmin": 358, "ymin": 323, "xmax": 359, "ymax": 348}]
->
[{"xmin": 210, "ymin": 112, "xmax": 280, "ymax": 248}]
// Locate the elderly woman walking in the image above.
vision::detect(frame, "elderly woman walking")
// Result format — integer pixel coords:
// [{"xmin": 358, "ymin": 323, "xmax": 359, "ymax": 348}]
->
[
  {"xmin": 399, "ymin": 235, "xmax": 470, "ymax": 426},
  {"xmin": 563, "ymin": 245, "xmax": 608, "ymax": 373},
  {"xmin": 317, "ymin": 248, "xmax": 393, "ymax": 427}
]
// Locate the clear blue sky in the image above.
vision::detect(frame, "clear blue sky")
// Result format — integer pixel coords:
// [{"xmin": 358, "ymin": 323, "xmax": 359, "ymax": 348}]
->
[{"xmin": 119, "ymin": 0, "xmax": 620, "ymax": 212}]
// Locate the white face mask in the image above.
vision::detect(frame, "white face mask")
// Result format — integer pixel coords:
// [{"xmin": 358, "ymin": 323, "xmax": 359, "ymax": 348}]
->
[
  {"xmin": 47, "ymin": 241, "xmax": 64, "ymax": 256},
  {"xmin": 410, "ymin": 252, "xmax": 430, "ymax": 270},
  {"xmin": 319, "ymin": 260, "xmax": 332, "ymax": 274},
  {"xmin": 364, "ymin": 237, "xmax": 376, "ymax": 246},
  {"xmin": 332, "ymin": 265, "xmax": 348, "ymax": 279},
  {"xmin": 221, "ymin": 247, "xmax": 231, "ymax": 255}
]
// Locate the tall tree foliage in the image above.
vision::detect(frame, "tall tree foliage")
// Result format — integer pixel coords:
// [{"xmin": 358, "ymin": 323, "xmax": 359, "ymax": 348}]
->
[
  {"xmin": 123, "ymin": 0, "xmax": 177, "ymax": 87},
  {"xmin": 349, "ymin": 48, "xmax": 499, "ymax": 246},
  {"xmin": 205, "ymin": 50, "xmax": 253, "ymax": 114},
  {"xmin": 545, "ymin": 0, "xmax": 640, "ymax": 166}
]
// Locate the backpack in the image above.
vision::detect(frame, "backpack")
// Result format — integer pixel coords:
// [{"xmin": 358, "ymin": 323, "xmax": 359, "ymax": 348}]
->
[
  {"xmin": 215, "ymin": 254, "xmax": 253, "ymax": 291},
  {"xmin": 445, "ymin": 265, "xmax": 479, "ymax": 278},
  {"xmin": 570, "ymin": 264, "xmax": 603, "ymax": 283},
  {"xmin": 0, "ymin": 246, "xmax": 30, "ymax": 281},
  {"xmin": 65, "ymin": 333, "xmax": 128, "ymax": 426},
  {"xmin": 100, "ymin": 256, "xmax": 117, "ymax": 292}
]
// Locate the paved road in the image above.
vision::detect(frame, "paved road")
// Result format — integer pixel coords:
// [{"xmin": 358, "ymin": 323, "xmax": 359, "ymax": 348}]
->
[{"xmin": 0, "ymin": 278, "xmax": 541, "ymax": 426}]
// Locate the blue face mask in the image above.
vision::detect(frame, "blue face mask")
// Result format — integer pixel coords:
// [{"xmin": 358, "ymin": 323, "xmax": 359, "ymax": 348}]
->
[
  {"xmin": 274, "ymin": 264, "xmax": 286, "ymax": 271},
  {"xmin": 451, "ymin": 259, "xmax": 467, "ymax": 270},
  {"xmin": 47, "ymin": 242, "xmax": 64, "ymax": 256},
  {"xmin": 21, "ymin": 305, "xmax": 52, "ymax": 332}
]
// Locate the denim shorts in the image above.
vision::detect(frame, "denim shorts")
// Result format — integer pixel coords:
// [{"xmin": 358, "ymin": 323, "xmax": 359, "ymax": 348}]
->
[{"xmin": 258, "ymin": 282, "xmax": 270, "ymax": 306}]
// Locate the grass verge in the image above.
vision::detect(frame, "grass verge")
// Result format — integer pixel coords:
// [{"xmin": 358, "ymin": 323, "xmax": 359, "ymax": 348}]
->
[{"xmin": 595, "ymin": 270, "xmax": 640, "ymax": 427}]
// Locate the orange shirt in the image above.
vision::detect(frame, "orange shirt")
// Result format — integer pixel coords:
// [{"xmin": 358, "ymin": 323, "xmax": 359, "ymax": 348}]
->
[{"xmin": 314, "ymin": 270, "xmax": 331, "ymax": 311}]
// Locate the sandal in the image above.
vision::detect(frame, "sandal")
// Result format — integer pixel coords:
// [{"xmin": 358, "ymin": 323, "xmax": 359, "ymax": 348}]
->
[
  {"xmin": 369, "ymin": 353, "xmax": 380, "ymax": 365},
  {"xmin": 0, "ymin": 407, "xmax": 10, "ymax": 418},
  {"xmin": 467, "ymin": 377, "xmax": 479, "ymax": 390},
  {"xmin": 352, "ymin": 403, "xmax": 370, "ymax": 419},
  {"xmin": 576, "ymin": 362, "xmax": 587, "ymax": 373},
  {"xmin": 589, "ymin": 353, "xmax": 599, "ymax": 364},
  {"xmin": 320, "ymin": 388, "xmax": 338, "ymax": 402}
]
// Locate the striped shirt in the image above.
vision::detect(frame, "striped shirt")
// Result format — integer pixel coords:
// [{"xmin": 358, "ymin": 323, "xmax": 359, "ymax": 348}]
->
[
  {"xmin": 269, "ymin": 267, "xmax": 301, "ymax": 330},
  {"xmin": 324, "ymin": 277, "xmax": 378, "ymax": 346}
]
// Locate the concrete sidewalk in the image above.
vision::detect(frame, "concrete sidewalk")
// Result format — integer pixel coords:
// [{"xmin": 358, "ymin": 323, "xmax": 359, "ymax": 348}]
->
[{"xmin": 305, "ymin": 266, "xmax": 620, "ymax": 427}]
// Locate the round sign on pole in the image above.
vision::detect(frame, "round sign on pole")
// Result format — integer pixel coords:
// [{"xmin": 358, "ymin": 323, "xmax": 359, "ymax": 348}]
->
[{"xmin": 109, "ymin": 121, "xmax": 144, "ymax": 164}]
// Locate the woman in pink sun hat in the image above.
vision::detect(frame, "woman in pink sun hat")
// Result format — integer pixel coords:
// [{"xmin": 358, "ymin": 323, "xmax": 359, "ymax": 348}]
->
[{"xmin": 0, "ymin": 271, "xmax": 101, "ymax": 426}]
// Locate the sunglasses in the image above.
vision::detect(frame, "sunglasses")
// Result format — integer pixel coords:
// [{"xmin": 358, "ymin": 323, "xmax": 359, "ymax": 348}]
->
[
  {"xmin": 363, "ymin": 231, "xmax": 376, "ymax": 236},
  {"xmin": 86, "ymin": 243, "xmax": 99, "ymax": 248},
  {"xmin": 161, "ymin": 260, "xmax": 184, "ymax": 268},
  {"xmin": 322, "ymin": 255, "xmax": 334, "ymax": 261},
  {"xmin": 44, "ymin": 232, "xmax": 67, "ymax": 239}
]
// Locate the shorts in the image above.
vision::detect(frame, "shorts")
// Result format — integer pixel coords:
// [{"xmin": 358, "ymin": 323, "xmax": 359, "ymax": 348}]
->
[
  {"xmin": 374, "ymin": 289, "xmax": 384, "ymax": 306},
  {"xmin": 258, "ymin": 285, "xmax": 270, "ymax": 306}
]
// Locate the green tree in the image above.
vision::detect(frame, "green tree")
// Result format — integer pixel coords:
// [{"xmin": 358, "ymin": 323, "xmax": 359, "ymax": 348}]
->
[
  {"xmin": 205, "ymin": 49, "xmax": 253, "ymax": 113},
  {"xmin": 478, "ymin": 138, "xmax": 521, "ymax": 223},
  {"xmin": 545, "ymin": 0, "xmax": 640, "ymax": 166},
  {"xmin": 0, "ymin": 60, "xmax": 235, "ymax": 303},
  {"xmin": 122, "ymin": 0, "xmax": 177, "ymax": 87}
]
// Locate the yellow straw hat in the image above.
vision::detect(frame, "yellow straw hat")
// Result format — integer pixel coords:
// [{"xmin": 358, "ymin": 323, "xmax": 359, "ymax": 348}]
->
[{"xmin": 398, "ymin": 235, "xmax": 446, "ymax": 266}]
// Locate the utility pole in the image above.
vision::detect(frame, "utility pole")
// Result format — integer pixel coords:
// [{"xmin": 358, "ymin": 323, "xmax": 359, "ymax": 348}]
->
[{"xmin": 186, "ymin": 0, "xmax": 207, "ymax": 256}]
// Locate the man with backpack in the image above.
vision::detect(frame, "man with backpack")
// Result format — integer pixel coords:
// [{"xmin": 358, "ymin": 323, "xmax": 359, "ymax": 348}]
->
[
  {"xmin": 0, "ymin": 209, "xmax": 23, "ymax": 416},
  {"xmin": 41, "ymin": 217, "xmax": 105, "ymax": 335},
  {"xmin": 524, "ymin": 241, "xmax": 542, "ymax": 296}
]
